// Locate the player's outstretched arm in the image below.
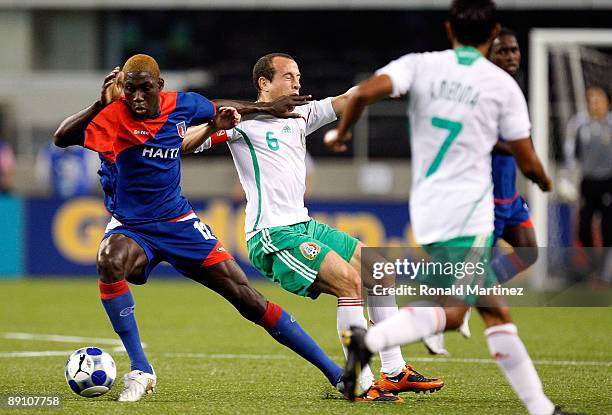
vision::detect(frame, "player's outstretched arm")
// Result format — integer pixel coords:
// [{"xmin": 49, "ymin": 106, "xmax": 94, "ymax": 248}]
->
[
  {"xmin": 213, "ymin": 94, "xmax": 312, "ymax": 118},
  {"xmin": 330, "ymin": 86, "xmax": 359, "ymax": 116},
  {"xmin": 324, "ymin": 75, "xmax": 393, "ymax": 152},
  {"xmin": 54, "ymin": 67, "xmax": 124, "ymax": 148},
  {"xmin": 182, "ymin": 107, "xmax": 240, "ymax": 154},
  {"xmin": 509, "ymin": 137, "xmax": 553, "ymax": 192}
]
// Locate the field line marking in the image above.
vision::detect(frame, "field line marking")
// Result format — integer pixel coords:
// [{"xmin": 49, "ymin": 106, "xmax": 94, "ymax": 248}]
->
[
  {"xmin": 1, "ymin": 349, "xmax": 610, "ymax": 366},
  {"xmin": 0, "ymin": 332, "xmax": 145, "ymax": 348},
  {"xmin": 1, "ymin": 334, "xmax": 608, "ymax": 367},
  {"xmin": 0, "ymin": 350, "xmax": 76, "ymax": 357},
  {"xmin": 159, "ymin": 352, "xmax": 612, "ymax": 367}
]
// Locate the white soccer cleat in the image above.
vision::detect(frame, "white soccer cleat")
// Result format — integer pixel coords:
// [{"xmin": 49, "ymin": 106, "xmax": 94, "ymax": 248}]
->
[
  {"xmin": 423, "ymin": 333, "xmax": 449, "ymax": 356},
  {"xmin": 117, "ymin": 368, "xmax": 156, "ymax": 402},
  {"xmin": 458, "ymin": 307, "xmax": 472, "ymax": 338}
]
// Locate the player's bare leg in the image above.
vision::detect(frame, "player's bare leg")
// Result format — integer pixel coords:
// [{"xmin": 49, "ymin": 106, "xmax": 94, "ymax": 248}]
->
[
  {"xmin": 343, "ymin": 294, "xmax": 559, "ymax": 414},
  {"xmin": 313, "ymin": 251, "xmax": 401, "ymax": 401},
  {"xmin": 190, "ymin": 259, "xmax": 267, "ymax": 321},
  {"xmin": 342, "ymin": 299, "xmax": 464, "ymax": 399},
  {"xmin": 352, "ymin": 242, "xmax": 444, "ymax": 394},
  {"xmin": 425, "ymin": 224, "xmax": 539, "ymax": 355},
  {"xmin": 97, "ymin": 234, "xmax": 156, "ymax": 402},
  {"xmin": 423, "ymin": 224, "xmax": 538, "ymax": 354},
  {"xmin": 492, "ymin": 224, "xmax": 538, "ymax": 283},
  {"xmin": 188, "ymin": 259, "xmax": 345, "ymax": 388}
]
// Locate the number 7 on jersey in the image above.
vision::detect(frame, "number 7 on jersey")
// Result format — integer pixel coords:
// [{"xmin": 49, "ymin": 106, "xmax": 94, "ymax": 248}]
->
[{"xmin": 426, "ymin": 117, "xmax": 463, "ymax": 177}]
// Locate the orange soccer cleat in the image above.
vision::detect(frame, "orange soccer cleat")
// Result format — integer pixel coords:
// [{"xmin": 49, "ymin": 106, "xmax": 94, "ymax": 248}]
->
[{"xmin": 374, "ymin": 364, "xmax": 444, "ymax": 394}]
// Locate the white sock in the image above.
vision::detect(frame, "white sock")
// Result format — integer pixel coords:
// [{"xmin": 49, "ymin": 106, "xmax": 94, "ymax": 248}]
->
[
  {"xmin": 337, "ymin": 297, "xmax": 374, "ymax": 391},
  {"xmin": 485, "ymin": 323, "xmax": 555, "ymax": 415},
  {"xmin": 367, "ymin": 293, "xmax": 406, "ymax": 376},
  {"xmin": 365, "ymin": 306, "xmax": 446, "ymax": 353}
]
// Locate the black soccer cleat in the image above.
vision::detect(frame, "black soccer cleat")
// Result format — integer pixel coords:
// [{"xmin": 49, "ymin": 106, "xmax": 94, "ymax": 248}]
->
[
  {"xmin": 551, "ymin": 405, "xmax": 584, "ymax": 415},
  {"xmin": 340, "ymin": 326, "xmax": 373, "ymax": 401}
]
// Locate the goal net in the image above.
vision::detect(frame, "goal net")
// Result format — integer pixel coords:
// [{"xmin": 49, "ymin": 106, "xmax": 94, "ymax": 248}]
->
[{"xmin": 529, "ymin": 29, "xmax": 612, "ymax": 287}]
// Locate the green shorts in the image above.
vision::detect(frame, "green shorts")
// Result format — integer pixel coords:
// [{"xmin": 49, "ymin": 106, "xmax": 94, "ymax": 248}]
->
[
  {"xmin": 247, "ymin": 219, "xmax": 359, "ymax": 298},
  {"xmin": 418, "ymin": 233, "xmax": 495, "ymax": 305}
]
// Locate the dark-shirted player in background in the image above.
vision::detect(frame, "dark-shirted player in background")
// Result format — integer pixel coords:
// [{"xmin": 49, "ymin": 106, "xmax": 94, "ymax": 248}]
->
[
  {"xmin": 54, "ymin": 54, "xmax": 344, "ymax": 402},
  {"xmin": 564, "ymin": 85, "xmax": 612, "ymax": 285},
  {"xmin": 424, "ymin": 27, "xmax": 539, "ymax": 355}
]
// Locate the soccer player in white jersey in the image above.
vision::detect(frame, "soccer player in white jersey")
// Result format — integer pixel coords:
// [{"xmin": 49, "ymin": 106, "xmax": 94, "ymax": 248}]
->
[
  {"xmin": 184, "ymin": 53, "xmax": 444, "ymax": 401},
  {"xmin": 325, "ymin": 1, "xmax": 576, "ymax": 414}
]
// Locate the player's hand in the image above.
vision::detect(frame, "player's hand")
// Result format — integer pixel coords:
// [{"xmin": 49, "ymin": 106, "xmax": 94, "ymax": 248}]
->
[
  {"xmin": 101, "ymin": 67, "xmax": 124, "ymax": 106},
  {"xmin": 265, "ymin": 94, "xmax": 312, "ymax": 118},
  {"xmin": 212, "ymin": 107, "xmax": 241, "ymax": 130},
  {"xmin": 323, "ymin": 129, "xmax": 351, "ymax": 153},
  {"xmin": 538, "ymin": 175, "xmax": 553, "ymax": 192},
  {"xmin": 557, "ymin": 176, "xmax": 577, "ymax": 202}
]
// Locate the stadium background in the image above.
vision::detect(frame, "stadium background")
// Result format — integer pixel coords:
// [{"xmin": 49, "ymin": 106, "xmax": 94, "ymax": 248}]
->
[
  {"xmin": 1, "ymin": 0, "xmax": 610, "ymax": 279},
  {"xmin": 0, "ymin": 2, "xmax": 611, "ymax": 414}
]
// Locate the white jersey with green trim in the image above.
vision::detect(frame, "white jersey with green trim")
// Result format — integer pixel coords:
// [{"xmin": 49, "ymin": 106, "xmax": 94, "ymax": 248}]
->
[
  {"xmin": 376, "ymin": 47, "xmax": 531, "ymax": 245},
  {"xmin": 225, "ymin": 98, "xmax": 337, "ymax": 240}
]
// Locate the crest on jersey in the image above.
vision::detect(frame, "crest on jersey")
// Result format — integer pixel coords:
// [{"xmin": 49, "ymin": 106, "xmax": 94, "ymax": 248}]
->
[
  {"xmin": 299, "ymin": 242, "xmax": 320, "ymax": 261},
  {"xmin": 300, "ymin": 129, "xmax": 306, "ymax": 147},
  {"xmin": 176, "ymin": 121, "xmax": 187, "ymax": 138}
]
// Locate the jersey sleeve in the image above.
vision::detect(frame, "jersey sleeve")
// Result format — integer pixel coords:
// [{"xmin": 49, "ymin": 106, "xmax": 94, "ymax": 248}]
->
[
  {"xmin": 375, "ymin": 53, "xmax": 421, "ymax": 98},
  {"xmin": 83, "ymin": 103, "xmax": 119, "ymax": 158},
  {"xmin": 302, "ymin": 97, "xmax": 337, "ymax": 136},
  {"xmin": 186, "ymin": 92, "xmax": 216, "ymax": 124},
  {"xmin": 498, "ymin": 80, "xmax": 531, "ymax": 141}
]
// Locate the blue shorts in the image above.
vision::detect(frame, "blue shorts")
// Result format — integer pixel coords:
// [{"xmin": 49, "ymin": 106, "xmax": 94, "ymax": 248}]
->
[
  {"xmin": 493, "ymin": 195, "xmax": 532, "ymax": 242},
  {"xmin": 104, "ymin": 213, "xmax": 233, "ymax": 284}
]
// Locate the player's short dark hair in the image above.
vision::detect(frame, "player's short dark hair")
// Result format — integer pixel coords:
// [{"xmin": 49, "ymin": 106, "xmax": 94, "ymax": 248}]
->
[
  {"xmin": 498, "ymin": 27, "xmax": 517, "ymax": 39},
  {"xmin": 449, "ymin": 0, "xmax": 498, "ymax": 47},
  {"xmin": 252, "ymin": 53, "xmax": 295, "ymax": 92}
]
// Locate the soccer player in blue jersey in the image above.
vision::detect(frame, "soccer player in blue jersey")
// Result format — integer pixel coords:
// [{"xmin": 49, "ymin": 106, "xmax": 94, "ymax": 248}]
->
[
  {"xmin": 54, "ymin": 54, "xmax": 344, "ymax": 402},
  {"xmin": 488, "ymin": 28, "xmax": 539, "ymax": 282}
]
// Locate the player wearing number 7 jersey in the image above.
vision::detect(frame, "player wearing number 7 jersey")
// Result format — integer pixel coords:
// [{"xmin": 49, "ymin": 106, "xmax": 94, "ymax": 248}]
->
[{"xmin": 324, "ymin": 1, "xmax": 574, "ymax": 414}]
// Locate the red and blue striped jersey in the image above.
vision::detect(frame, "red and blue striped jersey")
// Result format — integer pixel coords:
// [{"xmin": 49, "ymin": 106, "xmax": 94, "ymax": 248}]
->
[{"xmin": 83, "ymin": 91, "xmax": 215, "ymax": 224}]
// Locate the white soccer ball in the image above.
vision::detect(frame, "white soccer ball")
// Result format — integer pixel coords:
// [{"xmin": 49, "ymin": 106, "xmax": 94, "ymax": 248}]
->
[{"xmin": 64, "ymin": 347, "xmax": 116, "ymax": 398}]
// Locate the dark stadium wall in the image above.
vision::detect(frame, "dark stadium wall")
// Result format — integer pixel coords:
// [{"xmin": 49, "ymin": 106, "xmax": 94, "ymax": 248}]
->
[{"xmin": 101, "ymin": 9, "xmax": 611, "ymax": 159}]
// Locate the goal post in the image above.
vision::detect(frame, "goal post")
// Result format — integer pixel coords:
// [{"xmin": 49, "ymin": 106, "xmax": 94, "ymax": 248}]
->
[{"xmin": 528, "ymin": 28, "xmax": 612, "ymax": 288}]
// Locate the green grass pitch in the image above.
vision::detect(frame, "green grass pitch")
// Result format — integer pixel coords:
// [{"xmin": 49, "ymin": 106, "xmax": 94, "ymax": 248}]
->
[{"xmin": 0, "ymin": 278, "xmax": 610, "ymax": 415}]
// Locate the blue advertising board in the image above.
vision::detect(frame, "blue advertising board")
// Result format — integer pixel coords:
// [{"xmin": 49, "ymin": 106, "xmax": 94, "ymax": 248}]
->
[{"xmin": 25, "ymin": 197, "xmax": 413, "ymax": 277}]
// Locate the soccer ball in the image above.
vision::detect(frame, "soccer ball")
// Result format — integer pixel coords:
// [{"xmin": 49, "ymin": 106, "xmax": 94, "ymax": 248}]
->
[{"xmin": 64, "ymin": 347, "xmax": 116, "ymax": 398}]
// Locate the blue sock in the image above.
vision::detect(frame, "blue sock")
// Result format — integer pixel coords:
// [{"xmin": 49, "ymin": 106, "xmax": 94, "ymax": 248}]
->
[
  {"xmin": 260, "ymin": 302, "xmax": 343, "ymax": 386},
  {"xmin": 99, "ymin": 280, "xmax": 152, "ymax": 374},
  {"xmin": 491, "ymin": 252, "xmax": 526, "ymax": 284}
]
